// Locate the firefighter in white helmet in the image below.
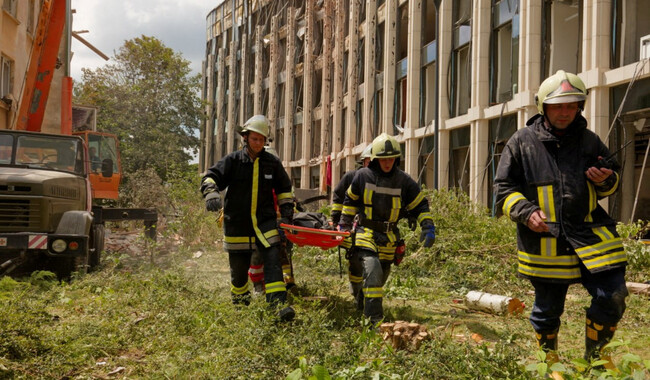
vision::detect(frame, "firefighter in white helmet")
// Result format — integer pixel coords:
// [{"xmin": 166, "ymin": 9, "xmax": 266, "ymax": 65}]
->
[
  {"xmin": 201, "ymin": 115, "xmax": 296, "ymax": 321},
  {"xmin": 494, "ymin": 70, "xmax": 628, "ymax": 369},
  {"xmin": 339, "ymin": 133, "xmax": 435, "ymax": 326}
]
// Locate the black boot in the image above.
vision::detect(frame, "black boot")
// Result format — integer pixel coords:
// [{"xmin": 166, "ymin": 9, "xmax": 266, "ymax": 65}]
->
[
  {"xmin": 535, "ymin": 329, "xmax": 564, "ymax": 379},
  {"xmin": 585, "ymin": 318, "xmax": 617, "ymax": 370},
  {"xmin": 232, "ymin": 291, "xmax": 251, "ymax": 306}
]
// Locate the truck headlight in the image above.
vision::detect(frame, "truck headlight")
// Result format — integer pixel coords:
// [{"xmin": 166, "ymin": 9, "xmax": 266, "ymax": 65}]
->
[{"xmin": 51, "ymin": 239, "xmax": 67, "ymax": 253}]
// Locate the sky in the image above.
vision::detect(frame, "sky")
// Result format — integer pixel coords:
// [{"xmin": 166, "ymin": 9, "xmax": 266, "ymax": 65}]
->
[{"xmin": 70, "ymin": 0, "xmax": 217, "ymax": 81}]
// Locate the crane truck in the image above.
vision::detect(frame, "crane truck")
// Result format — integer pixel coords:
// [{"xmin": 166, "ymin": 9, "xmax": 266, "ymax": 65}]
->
[{"xmin": 0, "ymin": 0, "xmax": 156, "ymax": 278}]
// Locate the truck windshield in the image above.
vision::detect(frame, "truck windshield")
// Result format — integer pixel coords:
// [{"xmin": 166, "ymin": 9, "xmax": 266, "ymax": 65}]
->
[
  {"xmin": 0, "ymin": 134, "xmax": 13, "ymax": 164},
  {"xmin": 12, "ymin": 135, "xmax": 85, "ymax": 175}
]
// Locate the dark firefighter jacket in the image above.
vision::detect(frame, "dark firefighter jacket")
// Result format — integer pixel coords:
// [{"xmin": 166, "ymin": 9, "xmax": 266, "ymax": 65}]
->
[
  {"xmin": 331, "ymin": 169, "xmax": 357, "ymax": 225},
  {"xmin": 201, "ymin": 148, "xmax": 293, "ymax": 251},
  {"xmin": 341, "ymin": 161, "xmax": 434, "ymax": 261},
  {"xmin": 494, "ymin": 114, "xmax": 626, "ymax": 283}
]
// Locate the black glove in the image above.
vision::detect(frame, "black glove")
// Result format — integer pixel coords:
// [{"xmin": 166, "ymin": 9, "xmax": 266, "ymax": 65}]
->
[
  {"xmin": 419, "ymin": 223, "xmax": 436, "ymax": 248},
  {"xmin": 331, "ymin": 211, "xmax": 342, "ymax": 225},
  {"xmin": 408, "ymin": 217, "xmax": 417, "ymax": 231},
  {"xmin": 205, "ymin": 191, "xmax": 222, "ymax": 212}
]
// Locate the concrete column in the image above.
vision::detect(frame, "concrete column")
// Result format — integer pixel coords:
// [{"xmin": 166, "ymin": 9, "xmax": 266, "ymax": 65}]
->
[
  {"xmin": 269, "ymin": 17, "xmax": 279, "ymax": 140},
  {"xmin": 254, "ymin": 26, "xmax": 263, "ymax": 115},
  {"xmin": 284, "ymin": 8, "xmax": 296, "ymax": 162},
  {"xmin": 204, "ymin": 54, "xmax": 215, "ymax": 169},
  {"xmin": 436, "ymin": 0, "xmax": 453, "ymax": 188},
  {"xmin": 331, "ymin": 0, "xmax": 346, "ymax": 187},
  {"xmin": 382, "ymin": 0, "xmax": 397, "ymax": 135},
  {"xmin": 227, "ymin": 40, "xmax": 237, "ymax": 154},
  {"xmin": 239, "ymin": 35, "xmax": 248, "ymax": 125},
  {"xmin": 302, "ymin": 0, "xmax": 315, "ymax": 188},
  {"xmin": 363, "ymin": 0, "xmax": 378, "ymax": 144},
  {"xmin": 404, "ymin": 0, "xmax": 422, "ymax": 178},
  {"xmin": 321, "ymin": 0, "xmax": 333, "ymax": 156},
  {"xmin": 216, "ymin": 48, "xmax": 226, "ymax": 159},
  {"xmin": 345, "ymin": 0, "xmax": 360, "ymax": 172}
]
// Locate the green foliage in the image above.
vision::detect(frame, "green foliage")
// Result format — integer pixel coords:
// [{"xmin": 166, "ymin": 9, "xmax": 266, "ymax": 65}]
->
[
  {"xmin": 617, "ymin": 221, "xmax": 650, "ymax": 271},
  {"xmin": 74, "ymin": 35, "xmax": 202, "ymax": 185}
]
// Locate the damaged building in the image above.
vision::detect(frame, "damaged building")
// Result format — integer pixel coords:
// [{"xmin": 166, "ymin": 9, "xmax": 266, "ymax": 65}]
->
[{"xmin": 200, "ymin": 0, "xmax": 650, "ymax": 222}]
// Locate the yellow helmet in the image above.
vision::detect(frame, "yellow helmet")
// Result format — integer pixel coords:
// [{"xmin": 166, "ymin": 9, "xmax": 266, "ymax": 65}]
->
[
  {"xmin": 360, "ymin": 144, "xmax": 373, "ymax": 159},
  {"xmin": 371, "ymin": 133, "xmax": 401, "ymax": 160},
  {"xmin": 240, "ymin": 115, "xmax": 271, "ymax": 138},
  {"xmin": 535, "ymin": 70, "xmax": 587, "ymax": 115}
]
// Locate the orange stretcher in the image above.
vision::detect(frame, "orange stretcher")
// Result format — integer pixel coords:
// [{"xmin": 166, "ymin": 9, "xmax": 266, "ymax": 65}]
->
[{"xmin": 279, "ymin": 223, "xmax": 349, "ymax": 250}]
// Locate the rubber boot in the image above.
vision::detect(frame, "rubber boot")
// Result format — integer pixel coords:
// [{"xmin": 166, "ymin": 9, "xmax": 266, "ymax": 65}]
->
[
  {"xmin": 278, "ymin": 305, "xmax": 295, "ymax": 322},
  {"xmin": 585, "ymin": 318, "xmax": 617, "ymax": 371},
  {"xmin": 535, "ymin": 329, "xmax": 564, "ymax": 380},
  {"xmin": 232, "ymin": 291, "xmax": 251, "ymax": 306}
]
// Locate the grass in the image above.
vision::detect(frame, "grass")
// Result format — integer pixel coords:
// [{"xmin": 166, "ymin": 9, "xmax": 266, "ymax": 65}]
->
[{"xmin": 1, "ymin": 188, "xmax": 649, "ymax": 379}]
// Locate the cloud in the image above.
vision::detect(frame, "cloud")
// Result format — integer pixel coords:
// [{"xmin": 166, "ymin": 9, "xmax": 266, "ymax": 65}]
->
[{"xmin": 71, "ymin": 0, "xmax": 214, "ymax": 81}]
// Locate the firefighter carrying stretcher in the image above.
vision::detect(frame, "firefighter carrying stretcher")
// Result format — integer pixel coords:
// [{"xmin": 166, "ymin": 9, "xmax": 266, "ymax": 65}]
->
[{"xmin": 339, "ymin": 133, "xmax": 436, "ymax": 326}]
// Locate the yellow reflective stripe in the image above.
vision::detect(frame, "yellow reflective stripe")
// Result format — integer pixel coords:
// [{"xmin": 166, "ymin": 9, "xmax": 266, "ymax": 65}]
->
[
  {"xmin": 585, "ymin": 182, "xmax": 596, "ymax": 222},
  {"xmin": 378, "ymin": 253, "xmax": 394, "ymax": 261},
  {"xmin": 340, "ymin": 238, "xmax": 352, "ymax": 249},
  {"xmin": 365, "ymin": 206, "xmax": 373, "ymax": 219},
  {"xmin": 347, "ymin": 187, "xmax": 360, "ymax": 200},
  {"xmin": 332, "ymin": 203, "xmax": 343, "ymax": 212},
  {"xmin": 264, "ymin": 229, "xmax": 279, "ymax": 238},
  {"xmin": 575, "ymin": 238, "xmax": 624, "ymax": 260},
  {"xmin": 406, "ymin": 192, "xmax": 425, "ymax": 211},
  {"xmin": 537, "ymin": 185, "xmax": 557, "ymax": 222},
  {"xmin": 389, "ymin": 197, "xmax": 401, "ymax": 222},
  {"xmin": 363, "ymin": 188, "xmax": 374, "ymax": 205},
  {"xmin": 363, "ymin": 287, "xmax": 383, "ymax": 298},
  {"xmin": 231, "ymin": 281, "xmax": 250, "ymax": 295},
  {"xmin": 277, "ymin": 191, "xmax": 293, "ymax": 206},
  {"xmin": 349, "ymin": 274, "xmax": 362, "ymax": 283},
  {"xmin": 386, "ymin": 231, "xmax": 397, "ymax": 243},
  {"xmin": 342, "ymin": 205, "xmax": 358, "ymax": 216},
  {"xmin": 417, "ymin": 212, "xmax": 433, "ymax": 224},
  {"xmin": 250, "ymin": 159, "xmax": 270, "ymax": 248},
  {"xmin": 265, "ymin": 281, "xmax": 287, "ymax": 294},
  {"xmin": 592, "ymin": 226, "xmax": 614, "ymax": 242},
  {"xmin": 224, "ymin": 236, "xmax": 255, "ymax": 243},
  {"xmin": 581, "ymin": 250, "xmax": 627, "ymax": 269},
  {"xmin": 355, "ymin": 239, "xmax": 377, "ymax": 251},
  {"xmin": 540, "ymin": 237, "xmax": 557, "ymax": 257},
  {"xmin": 378, "ymin": 246, "xmax": 396, "ymax": 254},
  {"xmin": 596, "ymin": 172, "xmax": 619, "ymax": 197},
  {"xmin": 517, "ymin": 251, "xmax": 579, "ymax": 266},
  {"xmin": 518, "ymin": 263, "xmax": 581, "ymax": 279},
  {"xmin": 503, "ymin": 192, "xmax": 526, "ymax": 217}
]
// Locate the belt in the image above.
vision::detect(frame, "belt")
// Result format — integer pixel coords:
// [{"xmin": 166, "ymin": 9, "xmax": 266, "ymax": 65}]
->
[{"xmin": 359, "ymin": 218, "xmax": 398, "ymax": 234}]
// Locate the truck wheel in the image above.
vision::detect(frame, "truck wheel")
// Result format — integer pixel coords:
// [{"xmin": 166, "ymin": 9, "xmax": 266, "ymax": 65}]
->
[{"xmin": 89, "ymin": 224, "xmax": 105, "ymax": 270}]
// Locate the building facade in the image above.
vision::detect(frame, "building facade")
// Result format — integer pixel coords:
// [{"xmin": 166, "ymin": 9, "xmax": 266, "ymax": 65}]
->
[{"xmin": 200, "ymin": 0, "xmax": 650, "ymax": 222}]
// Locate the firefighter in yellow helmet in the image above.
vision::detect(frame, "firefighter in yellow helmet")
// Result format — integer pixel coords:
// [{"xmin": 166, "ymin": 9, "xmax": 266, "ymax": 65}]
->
[
  {"xmin": 200, "ymin": 115, "xmax": 296, "ymax": 321},
  {"xmin": 339, "ymin": 133, "xmax": 435, "ymax": 326},
  {"xmin": 494, "ymin": 71, "xmax": 627, "ymax": 368}
]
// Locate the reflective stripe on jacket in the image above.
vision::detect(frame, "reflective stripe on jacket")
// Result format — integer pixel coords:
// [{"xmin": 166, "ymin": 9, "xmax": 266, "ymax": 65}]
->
[
  {"xmin": 201, "ymin": 148, "xmax": 292, "ymax": 251},
  {"xmin": 494, "ymin": 114, "xmax": 626, "ymax": 282}
]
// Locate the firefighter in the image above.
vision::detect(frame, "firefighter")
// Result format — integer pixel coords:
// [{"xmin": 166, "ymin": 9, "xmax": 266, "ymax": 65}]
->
[
  {"xmin": 339, "ymin": 133, "xmax": 436, "ymax": 326},
  {"xmin": 201, "ymin": 115, "xmax": 296, "ymax": 321},
  {"xmin": 331, "ymin": 144, "xmax": 372, "ymax": 309},
  {"xmin": 494, "ymin": 70, "xmax": 628, "ymax": 368}
]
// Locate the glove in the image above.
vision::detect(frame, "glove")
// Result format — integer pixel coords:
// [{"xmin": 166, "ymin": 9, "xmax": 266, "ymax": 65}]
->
[
  {"xmin": 393, "ymin": 240, "xmax": 406, "ymax": 266},
  {"xmin": 419, "ymin": 224, "xmax": 436, "ymax": 248},
  {"xmin": 338, "ymin": 223, "xmax": 351, "ymax": 233},
  {"xmin": 408, "ymin": 217, "xmax": 417, "ymax": 231},
  {"xmin": 205, "ymin": 191, "xmax": 222, "ymax": 212}
]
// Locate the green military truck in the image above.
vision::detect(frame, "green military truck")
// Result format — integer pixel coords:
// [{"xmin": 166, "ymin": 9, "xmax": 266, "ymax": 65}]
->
[{"xmin": 0, "ymin": 130, "xmax": 99, "ymax": 278}]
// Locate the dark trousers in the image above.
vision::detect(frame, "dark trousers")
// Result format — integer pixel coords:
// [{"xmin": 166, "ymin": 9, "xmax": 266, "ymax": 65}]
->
[
  {"xmin": 229, "ymin": 243, "xmax": 287, "ymax": 305},
  {"xmin": 350, "ymin": 248, "xmax": 392, "ymax": 324},
  {"xmin": 529, "ymin": 264, "xmax": 627, "ymax": 333}
]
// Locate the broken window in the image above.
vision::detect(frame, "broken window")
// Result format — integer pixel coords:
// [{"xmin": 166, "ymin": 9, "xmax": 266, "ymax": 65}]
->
[
  {"xmin": 291, "ymin": 167, "xmax": 301, "ymax": 189},
  {"xmin": 418, "ymin": 136, "xmax": 436, "ymax": 188},
  {"xmin": 449, "ymin": 126, "xmax": 471, "ymax": 195},
  {"xmin": 422, "ymin": 0, "xmax": 437, "ymax": 46},
  {"xmin": 341, "ymin": 108, "xmax": 347, "ymax": 150},
  {"xmin": 313, "ymin": 69, "xmax": 322, "ymax": 108},
  {"xmin": 490, "ymin": 0, "xmax": 519, "ymax": 104},
  {"xmin": 343, "ymin": 51, "xmax": 349, "ymax": 93},
  {"xmin": 394, "ymin": 77, "xmax": 407, "ymax": 134},
  {"xmin": 312, "ymin": 120, "xmax": 321, "ymax": 158},
  {"xmin": 375, "ymin": 89, "xmax": 383, "ymax": 137},
  {"xmin": 397, "ymin": 3, "xmax": 409, "ymax": 61},
  {"xmin": 344, "ymin": 0, "xmax": 350, "ymax": 37},
  {"xmin": 310, "ymin": 165, "xmax": 320, "ymax": 189},
  {"xmin": 294, "ymin": 77, "xmax": 303, "ymax": 111},
  {"xmin": 356, "ymin": 99, "xmax": 363, "ymax": 143},
  {"xmin": 292, "ymin": 123, "xmax": 302, "ymax": 160},
  {"xmin": 1, "ymin": 56, "xmax": 13, "ymax": 98},
  {"xmin": 611, "ymin": 0, "xmax": 650, "ymax": 67},
  {"xmin": 358, "ymin": 38, "xmax": 365, "ymax": 84},
  {"xmin": 487, "ymin": 115, "xmax": 517, "ymax": 214},
  {"xmin": 451, "ymin": 0, "xmax": 472, "ymax": 117},
  {"xmin": 542, "ymin": 0, "xmax": 581, "ymax": 79},
  {"xmin": 376, "ymin": 22, "xmax": 385, "ymax": 71},
  {"xmin": 421, "ymin": 62, "xmax": 437, "ymax": 128}
]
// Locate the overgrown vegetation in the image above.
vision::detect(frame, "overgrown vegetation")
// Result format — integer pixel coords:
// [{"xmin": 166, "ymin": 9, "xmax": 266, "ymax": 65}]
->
[{"xmin": 1, "ymin": 181, "xmax": 648, "ymax": 379}]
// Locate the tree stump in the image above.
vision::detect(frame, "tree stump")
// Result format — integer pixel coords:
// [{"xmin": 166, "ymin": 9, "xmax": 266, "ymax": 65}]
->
[{"xmin": 379, "ymin": 321, "xmax": 431, "ymax": 350}]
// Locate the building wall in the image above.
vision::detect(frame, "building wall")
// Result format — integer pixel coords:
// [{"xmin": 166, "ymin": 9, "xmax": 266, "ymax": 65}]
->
[{"xmin": 201, "ymin": 0, "xmax": 650, "ymax": 220}]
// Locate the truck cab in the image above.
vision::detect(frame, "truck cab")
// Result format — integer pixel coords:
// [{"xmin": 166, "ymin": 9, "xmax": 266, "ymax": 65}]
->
[{"xmin": 0, "ymin": 129, "xmax": 101, "ymax": 278}]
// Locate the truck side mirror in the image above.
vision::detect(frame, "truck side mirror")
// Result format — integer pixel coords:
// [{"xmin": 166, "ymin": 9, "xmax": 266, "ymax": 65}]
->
[{"xmin": 101, "ymin": 158, "xmax": 114, "ymax": 177}]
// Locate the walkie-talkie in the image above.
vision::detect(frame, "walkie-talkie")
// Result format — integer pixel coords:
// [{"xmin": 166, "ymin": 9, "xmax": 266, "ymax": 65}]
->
[{"xmin": 593, "ymin": 140, "xmax": 633, "ymax": 170}]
